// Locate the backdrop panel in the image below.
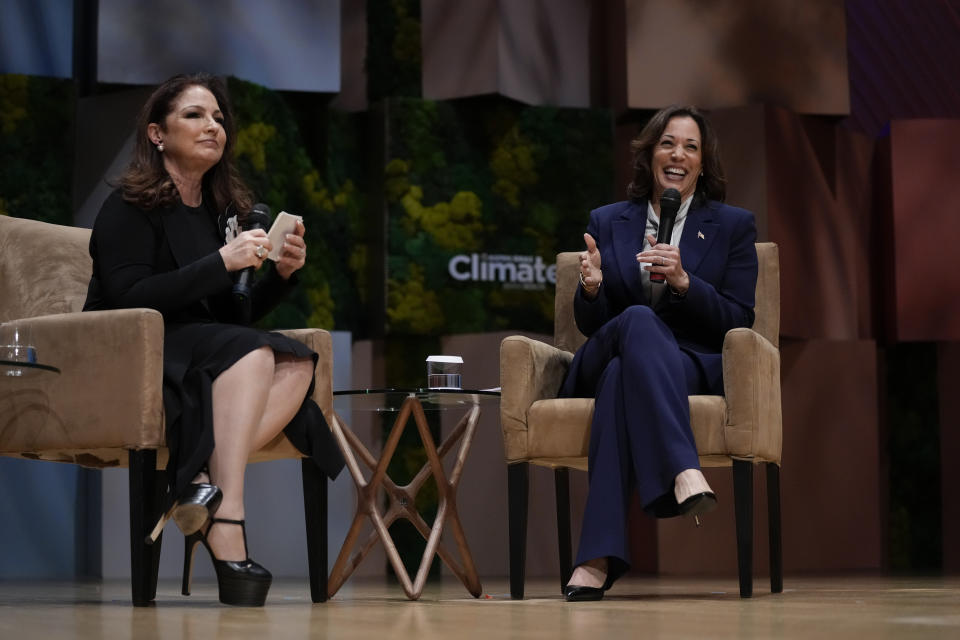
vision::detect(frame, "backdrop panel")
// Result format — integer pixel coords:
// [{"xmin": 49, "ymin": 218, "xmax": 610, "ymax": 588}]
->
[
  {"xmin": 97, "ymin": 0, "xmax": 341, "ymax": 93},
  {"xmin": 625, "ymin": 0, "xmax": 849, "ymax": 115},
  {"xmin": 887, "ymin": 120, "xmax": 960, "ymax": 342}
]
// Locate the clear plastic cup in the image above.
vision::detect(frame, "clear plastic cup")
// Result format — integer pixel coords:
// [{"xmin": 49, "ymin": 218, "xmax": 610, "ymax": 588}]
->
[
  {"xmin": 426, "ymin": 355, "xmax": 463, "ymax": 389},
  {"xmin": 1, "ymin": 323, "xmax": 38, "ymax": 377}
]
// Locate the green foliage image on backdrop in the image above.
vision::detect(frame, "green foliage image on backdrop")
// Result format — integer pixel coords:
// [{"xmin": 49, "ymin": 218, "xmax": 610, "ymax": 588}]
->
[
  {"xmin": 0, "ymin": 75, "xmax": 75, "ymax": 226},
  {"xmin": 227, "ymin": 78, "xmax": 367, "ymax": 334},
  {"xmin": 384, "ymin": 97, "xmax": 614, "ymax": 338}
]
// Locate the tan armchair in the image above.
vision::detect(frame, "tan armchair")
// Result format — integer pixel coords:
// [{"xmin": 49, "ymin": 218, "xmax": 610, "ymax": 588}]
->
[
  {"xmin": 0, "ymin": 214, "xmax": 332, "ymax": 605},
  {"xmin": 500, "ymin": 243, "xmax": 782, "ymax": 599}
]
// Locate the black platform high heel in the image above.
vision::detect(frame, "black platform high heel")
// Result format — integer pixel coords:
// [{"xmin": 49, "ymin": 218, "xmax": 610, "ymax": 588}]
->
[
  {"xmin": 145, "ymin": 482, "xmax": 223, "ymax": 544},
  {"xmin": 182, "ymin": 518, "xmax": 272, "ymax": 606}
]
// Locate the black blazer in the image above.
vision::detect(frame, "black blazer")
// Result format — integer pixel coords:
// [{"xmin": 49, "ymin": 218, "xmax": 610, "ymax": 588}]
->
[{"xmin": 83, "ymin": 189, "xmax": 292, "ymax": 322}]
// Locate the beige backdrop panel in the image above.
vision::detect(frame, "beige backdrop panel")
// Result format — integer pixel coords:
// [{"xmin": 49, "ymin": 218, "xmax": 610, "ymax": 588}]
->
[
  {"xmin": 422, "ymin": 0, "xmax": 590, "ymax": 107},
  {"xmin": 625, "ymin": 0, "xmax": 849, "ymax": 115}
]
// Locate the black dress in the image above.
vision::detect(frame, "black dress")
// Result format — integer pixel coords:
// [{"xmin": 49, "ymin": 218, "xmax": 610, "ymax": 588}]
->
[{"xmin": 84, "ymin": 189, "xmax": 343, "ymax": 498}]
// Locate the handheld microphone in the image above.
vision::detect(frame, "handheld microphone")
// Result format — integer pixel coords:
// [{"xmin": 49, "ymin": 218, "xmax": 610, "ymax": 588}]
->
[
  {"xmin": 232, "ymin": 203, "xmax": 272, "ymax": 306},
  {"xmin": 650, "ymin": 188, "xmax": 681, "ymax": 283}
]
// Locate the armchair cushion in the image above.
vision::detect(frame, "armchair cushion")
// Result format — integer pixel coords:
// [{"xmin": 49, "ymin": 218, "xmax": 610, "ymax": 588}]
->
[{"xmin": 527, "ymin": 398, "xmax": 592, "ymax": 462}]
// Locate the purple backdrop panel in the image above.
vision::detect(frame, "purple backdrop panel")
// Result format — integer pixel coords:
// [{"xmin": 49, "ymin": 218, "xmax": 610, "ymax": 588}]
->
[
  {"xmin": 625, "ymin": 0, "xmax": 849, "ymax": 115},
  {"xmin": 845, "ymin": 0, "xmax": 960, "ymax": 137},
  {"xmin": 889, "ymin": 120, "xmax": 960, "ymax": 341}
]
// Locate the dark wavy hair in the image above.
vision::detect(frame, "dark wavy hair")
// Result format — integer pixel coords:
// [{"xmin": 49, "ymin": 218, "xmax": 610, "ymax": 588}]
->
[
  {"xmin": 119, "ymin": 73, "xmax": 253, "ymax": 217},
  {"xmin": 626, "ymin": 105, "xmax": 726, "ymax": 206}
]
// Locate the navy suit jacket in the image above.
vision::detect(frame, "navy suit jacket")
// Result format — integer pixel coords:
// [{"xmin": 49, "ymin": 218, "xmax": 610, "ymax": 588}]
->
[{"xmin": 560, "ymin": 199, "xmax": 758, "ymax": 397}]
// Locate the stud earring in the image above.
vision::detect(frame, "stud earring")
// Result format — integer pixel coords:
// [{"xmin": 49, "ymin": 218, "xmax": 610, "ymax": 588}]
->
[{"xmin": 157, "ymin": 142, "xmax": 164, "ymax": 152}]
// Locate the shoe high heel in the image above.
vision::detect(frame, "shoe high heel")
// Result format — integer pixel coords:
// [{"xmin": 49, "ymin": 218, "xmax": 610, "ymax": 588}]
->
[
  {"xmin": 679, "ymin": 491, "xmax": 718, "ymax": 527},
  {"xmin": 181, "ymin": 517, "xmax": 272, "ymax": 606},
  {"xmin": 173, "ymin": 483, "xmax": 223, "ymax": 535},
  {"xmin": 182, "ymin": 531, "xmax": 203, "ymax": 596},
  {"xmin": 145, "ymin": 482, "xmax": 223, "ymax": 544}
]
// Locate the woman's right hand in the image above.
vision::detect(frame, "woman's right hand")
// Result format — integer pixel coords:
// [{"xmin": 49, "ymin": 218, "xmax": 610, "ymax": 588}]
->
[
  {"xmin": 580, "ymin": 232, "xmax": 602, "ymax": 299},
  {"xmin": 219, "ymin": 229, "xmax": 272, "ymax": 272}
]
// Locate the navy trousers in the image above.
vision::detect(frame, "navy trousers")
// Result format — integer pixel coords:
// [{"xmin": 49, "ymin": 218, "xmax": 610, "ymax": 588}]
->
[{"xmin": 571, "ymin": 306, "xmax": 707, "ymax": 577}]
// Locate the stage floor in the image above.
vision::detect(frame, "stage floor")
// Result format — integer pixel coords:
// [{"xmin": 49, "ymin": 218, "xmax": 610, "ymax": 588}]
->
[{"xmin": 1, "ymin": 575, "xmax": 959, "ymax": 639}]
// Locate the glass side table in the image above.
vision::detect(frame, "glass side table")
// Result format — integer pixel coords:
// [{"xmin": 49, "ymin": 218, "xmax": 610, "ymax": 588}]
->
[{"xmin": 329, "ymin": 388, "xmax": 501, "ymax": 600}]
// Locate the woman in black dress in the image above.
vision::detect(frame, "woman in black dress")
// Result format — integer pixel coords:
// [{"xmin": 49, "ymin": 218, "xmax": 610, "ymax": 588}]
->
[{"xmin": 84, "ymin": 73, "xmax": 342, "ymax": 606}]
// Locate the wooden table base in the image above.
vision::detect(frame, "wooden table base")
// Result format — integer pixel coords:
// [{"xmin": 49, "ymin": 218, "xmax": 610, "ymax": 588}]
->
[{"xmin": 328, "ymin": 396, "xmax": 482, "ymax": 600}]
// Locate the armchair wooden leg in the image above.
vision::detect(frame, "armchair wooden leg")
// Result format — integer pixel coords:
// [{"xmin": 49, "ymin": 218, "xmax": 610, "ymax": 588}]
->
[
  {"xmin": 555, "ymin": 468, "xmax": 573, "ymax": 593},
  {"xmin": 767, "ymin": 462, "xmax": 783, "ymax": 594},
  {"xmin": 302, "ymin": 459, "xmax": 328, "ymax": 603},
  {"xmin": 508, "ymin": 463, "xmax": 529, "ymax": 600},
  {"xmin": 732, "ymin": 459, "xmax": 754, "ymax": 598},
  {"xmin": 129, "ymin": 449, "xmax": 163, "ymax": 607}
]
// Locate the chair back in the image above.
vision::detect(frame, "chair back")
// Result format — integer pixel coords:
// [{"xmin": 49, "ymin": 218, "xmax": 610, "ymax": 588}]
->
[
  {"xmin": 553, "ymin": 242, "xmax": 780, "ymax": 352},
  {"xmin": 0, "ymin": 215, "xmax": 92, "ymax": 322},
  {"xmin": 751, "ymin": 243, "xmax": 780, "ymax": 347}
]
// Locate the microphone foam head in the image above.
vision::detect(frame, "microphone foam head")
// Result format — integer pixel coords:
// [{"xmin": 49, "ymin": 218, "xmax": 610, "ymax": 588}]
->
[
  {"xmin": 247, "ymin": 203, "xmax": 272, "ymax": 228},
  {"xmin": 659, "ymin": 188, "xmax": 681, "ymax": 218},
  {"xmin": 660, "ymin": 188, "xmax": 681, "ymax": 207}
]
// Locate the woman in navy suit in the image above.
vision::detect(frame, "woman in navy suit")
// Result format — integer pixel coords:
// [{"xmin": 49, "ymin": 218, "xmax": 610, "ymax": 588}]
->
[{"xmin": 561, "ymin": 105, "xmax": 758, "ymax": 601}]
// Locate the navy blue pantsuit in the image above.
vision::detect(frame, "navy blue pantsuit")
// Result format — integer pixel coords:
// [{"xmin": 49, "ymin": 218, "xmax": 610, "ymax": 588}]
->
[{"xmin": 559, "ymin": 199, "xmax": 758, "ymax": 578}]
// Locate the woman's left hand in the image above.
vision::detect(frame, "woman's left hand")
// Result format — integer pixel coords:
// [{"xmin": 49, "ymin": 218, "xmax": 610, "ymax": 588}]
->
[
  {"xmin": 275, "ymin": 219, "xmax": 307, "ymax": 280},
  {"xmin": 637, "ymin": 233, "xmax": 689, "ymax": 294}
]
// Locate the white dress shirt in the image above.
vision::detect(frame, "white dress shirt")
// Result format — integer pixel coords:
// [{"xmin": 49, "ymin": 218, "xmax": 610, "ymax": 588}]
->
[{"xmin": 641, "ymin": 195, "xmax": 692, "ymax": 305}]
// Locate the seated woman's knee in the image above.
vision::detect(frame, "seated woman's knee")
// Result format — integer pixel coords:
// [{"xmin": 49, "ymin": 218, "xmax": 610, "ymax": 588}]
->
[
  {"xmin": 619, "ymin": 305, "xmax": 659, "ymax": 330},
  {"xmin": 294, "ymin": 357, "xmax": 314, "ymax": 384},
  {"xmin": 275, "ymin": 353, "xmax": 315, "ymax": 384},
  {"xmin": 248, "ymin": 345, "xmax": 276, "ymax": 373}
]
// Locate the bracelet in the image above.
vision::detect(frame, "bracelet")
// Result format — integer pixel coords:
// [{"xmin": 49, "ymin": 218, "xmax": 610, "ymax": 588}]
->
[
  {"xmin": 669, "ymin": 272, "xmax": 689, "ymax": 298},
  {"xmin": 579, "ymin": 271, "xmax": 600, "ymax": 292}
]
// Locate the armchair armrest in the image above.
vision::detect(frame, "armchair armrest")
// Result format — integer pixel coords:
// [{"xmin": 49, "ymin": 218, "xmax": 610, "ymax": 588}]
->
[
  {"xmin": 272, "ymin": 328, "xmax": 333, "ymax": 418},
  {"xmin": 1, "ymin": 309, "xmax": 165, "ymax": 454},
  {"xmin": 721, "ymin": 327, "xmax": 782, "ymax": 463},
  {"xmin": 500, "ymin": 335, "xmax": 573, "ymax": 462}
]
